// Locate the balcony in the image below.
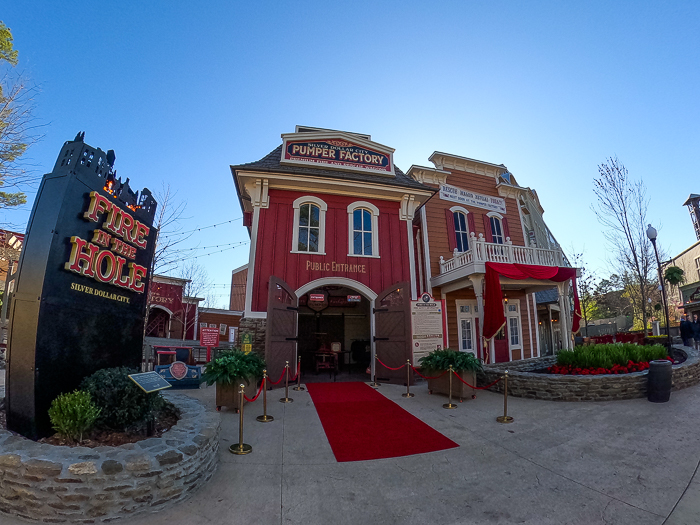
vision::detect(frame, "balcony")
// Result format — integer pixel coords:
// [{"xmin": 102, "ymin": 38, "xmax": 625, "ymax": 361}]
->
[{"xmin": 432, "ymin": 233, "xmax": 567, "ymax": 288}]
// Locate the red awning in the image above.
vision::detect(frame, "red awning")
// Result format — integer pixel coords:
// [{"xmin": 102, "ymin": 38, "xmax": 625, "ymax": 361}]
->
[{"xmin": 483, "ymin": 262, "xmax": 581, "ymax": 340}]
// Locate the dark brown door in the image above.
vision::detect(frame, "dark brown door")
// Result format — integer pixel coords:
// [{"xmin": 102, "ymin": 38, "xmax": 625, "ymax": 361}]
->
[
  {"xmin": 265, "ymin": 276, "xmax": 298, "ymax": 388},
  {"xmin": 494, "ymin": 328, "xmax": 509, "ymax": 363},
  {"xmin": 374, "ymin": 282, "xmax": 412, "ymax": 384}
]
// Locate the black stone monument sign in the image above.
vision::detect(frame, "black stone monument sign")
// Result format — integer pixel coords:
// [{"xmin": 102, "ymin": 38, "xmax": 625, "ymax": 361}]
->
[{"xmin": 6, "ymin": 134, "xmax": 158, "ymax": 438}]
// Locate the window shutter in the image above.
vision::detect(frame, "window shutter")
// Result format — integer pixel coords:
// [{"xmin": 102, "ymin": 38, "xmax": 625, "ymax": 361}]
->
[
  {"xmin": 467, "ymin": 213, "xmax": 476, "ymax": 237},
  {"xmin": 502, "ymin": 218, "xmax": 511, "ymax": 240},
  {"xmin": 482, "ymin": 215, "xmax": 493, "ymax": 243},
  {"xmin": 445, "ymin": 209, "xmax": 457, "ymax": 252}
]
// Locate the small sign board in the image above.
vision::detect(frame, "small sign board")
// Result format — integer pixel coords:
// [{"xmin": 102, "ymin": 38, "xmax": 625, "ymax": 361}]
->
[
  {"xmin": 128, "ymin": 371, "xmax": 172, "ymax": 393},
  {"xmin": 410, "ymin": 293, "xmax": 445, "ymax": 361},
  {"xmin": 347, "ymin": 295, "xmax": 362, "ymax": 302},
  {"xmin": 241, "ymin": 333, "xmax": 252, "ymax": 354},
  {"xmin": 200, "ymin": 327, "xmax": 220, "ymax": 347},
  {"xmin": 439, "ymin": 183, "xmax": 506, "ymax": 214}
]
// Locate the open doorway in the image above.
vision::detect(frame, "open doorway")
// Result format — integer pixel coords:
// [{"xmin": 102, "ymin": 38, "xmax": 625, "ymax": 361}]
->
[{"xmin": 297, "ymin": 285, "xmax": 371, "ymax": 383}]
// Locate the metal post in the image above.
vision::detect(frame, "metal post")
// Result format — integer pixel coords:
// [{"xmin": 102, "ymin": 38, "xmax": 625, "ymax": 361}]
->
[
  {"xmin": 402, "ymin": 359, "xmax": 414, "ymax": 398},
  {"xmin": 279, "ymin": 361, "xmax": 293, "ymax": 403},
  {"xmin": 496, "ymin": 370, "xmax": 514, "ymax": 423},
  {"xmin": 443, "ymin": 365, "xmax": 457, "ymax": 409},
  {"xmin": 256, "ymin": 370, "xmax": 273, "ymax": 423},
  {"xmin": 292, "ymin": 355, "xmax": 305, "ymax": 391},
  {"xmin": 652, "ymin": 238, "xmax": 672, "ymax": 355},
  {"xmin": 229, "ymin": 384, "xmax": 252, "ymax": 454},
  {"xmin": 370, "ymin": 354, "xmax": 380, "ymax": 387}
]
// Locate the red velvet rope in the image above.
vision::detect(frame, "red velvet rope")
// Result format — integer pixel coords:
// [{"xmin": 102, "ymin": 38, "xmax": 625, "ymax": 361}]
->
[
  {"xmin": 244, "ymin": 378, "xmax": 265, "ymax": 402},
  {"xmin": 410, "ymin": 366, "xmax": 449, "ymax": 380},
  {"xmin": 267, "ymin": 368, "xmax": 287, "ymax": 385},
  {"xmin": 376, "ymin": 357, "xmax": 407, "ymax": 371},
  {"xmin": 451, "ymin": 370, "xmax": 502, "ymax": 390},
  {"xmin": 288, "ymin": 362, "xmax": 300, "ymax": 382}
]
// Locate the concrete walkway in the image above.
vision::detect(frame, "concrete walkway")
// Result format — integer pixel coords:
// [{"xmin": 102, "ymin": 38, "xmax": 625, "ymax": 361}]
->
[{"xmin": 3, "ymin": 374, "xmax": 700, "ymax": 524}]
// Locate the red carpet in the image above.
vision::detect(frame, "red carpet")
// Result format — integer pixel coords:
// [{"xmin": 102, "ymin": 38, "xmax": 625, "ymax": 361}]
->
[{"xmin": 306, "ymin": 382, "xmax": 458, "ymax": 462}]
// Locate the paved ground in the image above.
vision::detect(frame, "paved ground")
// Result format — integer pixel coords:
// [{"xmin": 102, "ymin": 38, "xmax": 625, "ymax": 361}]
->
[{"xmin": 2, "ymin": 370, "xmax": 700, "ymax": 524}]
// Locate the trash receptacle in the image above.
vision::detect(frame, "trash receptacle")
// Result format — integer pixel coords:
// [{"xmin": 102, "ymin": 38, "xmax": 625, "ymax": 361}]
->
[{"xmin": 648, "ymin": 360, "xmax": 672, "ymax": 403}]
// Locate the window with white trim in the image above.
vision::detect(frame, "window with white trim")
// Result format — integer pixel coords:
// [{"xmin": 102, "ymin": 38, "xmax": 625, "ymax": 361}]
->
[
  {"xmin": 461, "ymin": 318, "xmax": 473, "ymax": 352},
  {"xmin": 490, "ymin": 216, "xmax": 504, "ymax": 244},
  {"xmin": 291, "ymin": 196, "xmax": 327, "ymax": 254},
  {"xmin": 347, "ymin": 201, "xmax": 379, "ymax": 257},
  {"xmin": 509, "ymin": 317, "xmax": 520, "ymax": 346},
  {"xmin": 456, "ymin": 299, "xmax": 478, "ymax": 357},
  {"xmin": 454, "ymin": 212, "xmax": 469, "ymax": 252}
]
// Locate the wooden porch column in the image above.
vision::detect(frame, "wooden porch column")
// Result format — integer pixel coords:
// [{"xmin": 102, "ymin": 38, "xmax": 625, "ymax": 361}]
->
[
  {"xmin": 469, "ymin": 274, "xmax": 485, "ymax": 360},
  {"xmin": 557, "ymin": 282, "xmax": 570, "ymax": 350}
]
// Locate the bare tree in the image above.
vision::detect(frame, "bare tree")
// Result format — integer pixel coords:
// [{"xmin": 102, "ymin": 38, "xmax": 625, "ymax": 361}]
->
[
  {"xmin": 592, "ymin": 157, "xmax": 658, "ymax": 331},
  {"xmin": 570, "ymin": 252, "xmax": 597, "ymax": 336},
  {"xmin": 175, "ymin": 260, "xmax": 212, "ymax": 341}
]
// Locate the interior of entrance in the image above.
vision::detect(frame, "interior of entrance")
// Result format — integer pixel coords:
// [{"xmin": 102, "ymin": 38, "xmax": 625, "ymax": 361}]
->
[{"xmin": 297, "ymin": 286, "xmax": 371, "ymax": 383}]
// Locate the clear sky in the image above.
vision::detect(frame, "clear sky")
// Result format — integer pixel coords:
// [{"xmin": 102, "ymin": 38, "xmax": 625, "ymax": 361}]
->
[{"xmin": 3, "ymin": 1, "xmax": 699, "ymax": 307}]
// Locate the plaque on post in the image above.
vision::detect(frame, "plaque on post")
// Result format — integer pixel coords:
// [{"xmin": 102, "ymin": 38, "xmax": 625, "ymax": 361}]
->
[{"xmin": 5, "ymin": 134, "xmax": 158, "ymax": 438}]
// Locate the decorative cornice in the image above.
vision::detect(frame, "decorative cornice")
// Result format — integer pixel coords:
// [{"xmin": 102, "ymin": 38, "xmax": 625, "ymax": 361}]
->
[
  {"xmin": 406, "ymin": 165, "xmax": 449, "ymax": 186},
  {"xmin": 429, "ymin": 152, "xmax": 507, "ymax": 179}
]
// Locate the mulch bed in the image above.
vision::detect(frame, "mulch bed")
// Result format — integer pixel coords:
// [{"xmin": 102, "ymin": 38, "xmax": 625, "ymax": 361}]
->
[{"xmin": 0, "ymin": 404, "xmax": 179, "ymax": 447}]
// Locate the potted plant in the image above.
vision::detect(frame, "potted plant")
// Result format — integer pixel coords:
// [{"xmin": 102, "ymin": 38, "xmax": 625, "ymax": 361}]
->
[
  {"xmin": 419, "ymin": 348, "xmax": 483, "ymax": 400},
  {"xmin": 201, "ymin": 349, "xmax": 266, "ymax": 411}
]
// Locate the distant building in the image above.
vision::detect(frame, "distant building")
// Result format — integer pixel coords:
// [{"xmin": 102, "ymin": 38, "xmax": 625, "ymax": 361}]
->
[{"xmin": 665, "ymin": 194, "xmax": 700, "ymax": 321}]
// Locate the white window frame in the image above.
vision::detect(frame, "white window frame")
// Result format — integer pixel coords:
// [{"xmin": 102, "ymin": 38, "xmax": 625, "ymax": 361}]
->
[
  {"xmin": 450, "ymin": 206, "xmax": 471, "ymax": 252},
  {"xmin": 291, "ymin": 196, "xmax": 327, "ymax": 255},
  {"xmin": 487, "ymin": 211, "xmax": 505, "ymax": 244},
  {"xmin": 505, "ymin": 299, "xmax": 522, "ymax": 358},
  {"xmin": 219, "ymin": 323, "xmax": 227, "ymax": 336},
  {"xmin": 347, "ymin": 201, "xmax": 380, "ymax": 258},
  {"xmin": 456, "ymin": 299, "xmax": 479, "ymax": 356}
]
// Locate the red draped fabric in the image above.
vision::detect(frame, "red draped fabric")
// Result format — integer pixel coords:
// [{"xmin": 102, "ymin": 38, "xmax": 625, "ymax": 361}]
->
[{"xmin": 483, "ymin": 262, "xmax": 581, "ymax": 340}]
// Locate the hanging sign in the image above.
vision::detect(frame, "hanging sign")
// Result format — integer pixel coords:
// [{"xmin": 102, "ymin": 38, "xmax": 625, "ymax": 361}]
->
[
  {"xmin": 410, "ymin": 293, "xmax": 445, "ymax": 360},
  {"xmin": 439, "ymin": 183, "xmax": 506, "ymax": 214}
]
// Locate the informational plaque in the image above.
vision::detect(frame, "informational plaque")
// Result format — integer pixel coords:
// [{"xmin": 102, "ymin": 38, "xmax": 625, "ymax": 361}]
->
[
  {"xmin": 200, "ymin": 327, "xmax": 220, "ymax": 347},
  {"xmin": 411, "ymin": 293, "xmax": 445, "ymax": 361},
  {"xmin": 128, "ymin": 372, "xmax": 172, "ymax": 393},
  {"xmin": 241, "ymin": 333, "xmax": 252, "ymax": 354}
]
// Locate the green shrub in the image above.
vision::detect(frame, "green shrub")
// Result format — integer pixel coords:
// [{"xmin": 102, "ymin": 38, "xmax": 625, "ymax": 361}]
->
[
  {"xmin": 48, "ymin": 390, "xmax": 100, "ymax": 443},
  {"xmin": 418, "ymin": 348, "xmax": 483, "ymax": 373},
  {"xmin": 80, "ymin": 367, "xmax": 167, "ymax": 431},
  {"xmin": 201, "ymin": 349, "xmax": 266, "ymax": 386},
  {"xmin": 557, "ymin": 343, "xmax": 667, "ymax": 369}
]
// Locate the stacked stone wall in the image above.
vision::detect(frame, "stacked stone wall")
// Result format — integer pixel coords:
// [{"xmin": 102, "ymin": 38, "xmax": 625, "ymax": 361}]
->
[
  {"xmin": 479, "ymin": 346, "xmax": 700, "ymax": 402},
  {"xmin": 0, "ymin": 393, "xmax": 220, "ymax": 523},
  {"xmin": 238, "ymin": 317, "xmax": 267, "ymax": 357}
]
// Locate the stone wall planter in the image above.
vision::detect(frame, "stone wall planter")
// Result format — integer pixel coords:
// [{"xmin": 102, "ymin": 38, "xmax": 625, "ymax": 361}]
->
[
  {"xmin": 478, "ymin": 346, "xmax": 700, "ymax": 402},
  {"xmin": 0, "ymin": 392, "xmax": 220, "ymax": 523},
  {"xmin": 428, "ymin": 370, "xmax": 476, "ymax": 400}
]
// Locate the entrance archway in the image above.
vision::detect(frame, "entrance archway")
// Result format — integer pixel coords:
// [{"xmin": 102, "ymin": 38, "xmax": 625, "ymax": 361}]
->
[{"xmin": 145, "ymin": 305, "xmax": 173, "ymax": 338}]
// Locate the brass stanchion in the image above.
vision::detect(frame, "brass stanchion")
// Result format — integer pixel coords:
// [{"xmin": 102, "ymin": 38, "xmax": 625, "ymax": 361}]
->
[
  {"xmin": 292, "ymin": 356, "xmax": 305, "ymax": 391},
  {"xmin": 402, "ymin": 360, "xmax": 414, "ymax": 398},
  {"xmin": 279, "ymin": 361, "xmax": 293, "ymax": 403},
  {"xmin": 256, "ymin": 370, "xmax": 273, "ymax": 423},
  {"xmin": 229, "ymin": 384, "xmax": 252, "ymax": 454},
  {"xmin": 496, "ymin": 370, "xmax": 514, "ymax": 424},
  {"xmin": 443, "ymin": 365, "xmax": 457, "ymax": 409},
  {"xmin": 370, "ymin": 354, "xmax": 381, "ymax": 387}
]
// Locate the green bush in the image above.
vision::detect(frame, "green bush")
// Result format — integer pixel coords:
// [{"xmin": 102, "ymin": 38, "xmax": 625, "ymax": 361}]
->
[
  {"xmin": 80, "ymin": 367, "xmax": 168, "ymax": 431},
  {"xmin": 557, "ymin": 343, "xmax": 667, "ymax": 370},
  {"xmin": 48, "ymin": 390, "xmax": 100, "ymax": 443},
  {"xmin": 201, "ymin": 349, "xmax": 266, "ymax": 386},
  {"xmin": 418, "ymin": 348, "xmax": 483, "ymax": 373}
]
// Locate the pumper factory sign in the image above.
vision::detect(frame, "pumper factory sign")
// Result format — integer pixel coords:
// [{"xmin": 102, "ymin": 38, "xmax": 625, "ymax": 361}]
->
[{"xmin": 282, "ymin": 137, "xmax": 394, "ymax": 175}]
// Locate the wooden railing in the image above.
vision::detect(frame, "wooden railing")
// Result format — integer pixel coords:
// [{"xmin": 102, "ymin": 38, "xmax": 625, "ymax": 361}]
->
[{"xmin": 439, "ymin": 233, "xmax": 565, "ymax": 274}]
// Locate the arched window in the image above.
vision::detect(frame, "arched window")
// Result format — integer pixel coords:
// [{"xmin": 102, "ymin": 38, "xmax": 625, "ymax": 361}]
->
[
  {"xmin": 454, "ymin": 212, "xmax": 469, "ymax": 252},
  {"xmin": 488, "ymin": 212, "xmax": 504, "ymax": 244},
  {"xmin": 347, "ymin": 201, "xmax": 380, "ymax": 257},
  {"xmin": 291, "ymin": 196, "xmax": 327, "ymax": 254}
]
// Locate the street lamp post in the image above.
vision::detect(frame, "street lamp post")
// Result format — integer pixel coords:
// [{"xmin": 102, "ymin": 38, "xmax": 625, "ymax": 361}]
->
[{"xmin": 646, "ymin": 224, "xmax": 672, "ymax": 355}]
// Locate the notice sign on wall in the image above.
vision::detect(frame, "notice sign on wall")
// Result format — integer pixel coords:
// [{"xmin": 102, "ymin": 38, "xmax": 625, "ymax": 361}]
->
[
  {"xmin": 411, "ymin": 293, "xmax": 445, "ymax": 360},
  {"xmin": 439, "ymin": 183, "xmax": 506, "ymax": 214}
]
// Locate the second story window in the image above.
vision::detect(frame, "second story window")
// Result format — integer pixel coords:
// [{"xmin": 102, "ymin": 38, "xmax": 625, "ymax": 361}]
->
[
  {"xmin": 490, "ymin": 216, "xmax": 504, "ymax": 244},
  {"xmin": 298, "ymin": 203, "xmax": 320, "ymax": 252},
  {"xmin": 353, "ymin": 208, "xmax": 372, "ymax": 255},
  {"xmin": 291, "ymin": 196, "xmax": 327, "ymax": 254},
  {"xmin": 454, "ymin": 212, "xmax": 469, "ymax": 252},
  {"xmin": 347, "ymin": 201, "xmax": 380, "ymax": 257}
]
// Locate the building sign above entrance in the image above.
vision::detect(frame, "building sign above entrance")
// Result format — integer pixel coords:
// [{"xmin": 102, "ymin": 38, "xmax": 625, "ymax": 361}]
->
[
  {"xmin": 281, "ymin": 134, "xmax": 395, "ymax": 176},
  {"xmin": 439, "ymin": 183, "xmax": 506, "ymax": 214}
]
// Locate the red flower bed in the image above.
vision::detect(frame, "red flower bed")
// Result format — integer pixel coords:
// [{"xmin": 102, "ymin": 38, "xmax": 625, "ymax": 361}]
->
[{"xmin": 547, "ymin": 357, "xmax": 675, "ymax": 376}]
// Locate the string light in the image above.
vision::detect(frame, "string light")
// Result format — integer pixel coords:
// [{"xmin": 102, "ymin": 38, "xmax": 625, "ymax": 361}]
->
[{"xmin": 160, "ymin": 217, "xmax": 243, "ymax": 238}]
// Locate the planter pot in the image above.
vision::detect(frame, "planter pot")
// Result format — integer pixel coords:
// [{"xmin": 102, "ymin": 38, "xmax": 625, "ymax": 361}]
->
[
  {"xmin": 216, "ymin": 380, "xmax": 259, "ymax": 411},
  {"xmin": 427, "ymin": 369, "xmax": 477, "ymax": 400}
]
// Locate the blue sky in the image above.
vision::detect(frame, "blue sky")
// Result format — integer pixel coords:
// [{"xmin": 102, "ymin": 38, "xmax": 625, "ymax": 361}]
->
[{"xmin": 3, "ymin": 1, "xmax": 699, "ymax": 306}]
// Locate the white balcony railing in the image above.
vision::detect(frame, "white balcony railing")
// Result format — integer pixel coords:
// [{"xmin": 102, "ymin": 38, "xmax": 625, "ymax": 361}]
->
[{"xmin": 439, "ymin": 233, "xmax": 565, "ymax": 274}]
